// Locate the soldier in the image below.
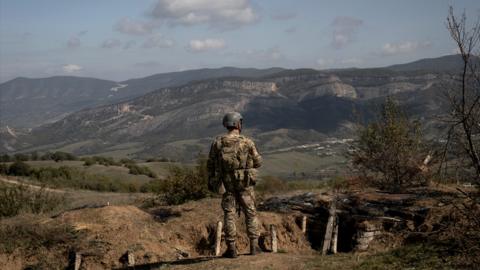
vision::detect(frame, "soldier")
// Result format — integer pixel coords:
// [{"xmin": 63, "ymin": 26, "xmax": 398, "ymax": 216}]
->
[{"xmin": 207, "ymin": 112, "xmax": 262, "ymax": 258}]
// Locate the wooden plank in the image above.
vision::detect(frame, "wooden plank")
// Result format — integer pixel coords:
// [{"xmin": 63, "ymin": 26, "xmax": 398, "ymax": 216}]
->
[
  {"xmin": 215, "ymin": 221, "xmax": 223, "ymax": 256},
  {"xmin": 322, "ymin": 200, "xmax": 337, "ymax": 255},
  {"xmin": 301, "ymin": 216, "xmax": 307, "ymax": 234},
  {"xmin": 270, "ymin": 224, "xmax": 278, "ymax": 253},
  {"xmin": 331, "ymin": 216, "xmax": 339, "ymax": 254},
  {"xmin": 74, "ymin": 253, "xmax": 82, "ymax": 270},
  {"xmin": 127, "ymin": 251, "xmax": 135, "ymax": 266}
]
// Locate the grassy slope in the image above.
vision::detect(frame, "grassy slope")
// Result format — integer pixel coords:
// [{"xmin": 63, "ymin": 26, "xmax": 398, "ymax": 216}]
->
[{"xmin": 261, "ymin": 151, "xmax": 346, "ymax": 178}]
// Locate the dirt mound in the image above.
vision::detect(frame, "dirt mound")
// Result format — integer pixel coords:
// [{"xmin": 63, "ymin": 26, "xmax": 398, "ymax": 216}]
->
[
  {"xmin": 3, "ymin": 198, "xmax": 312, "ymax": 269},
  {"xmin": 3, "ymin": 186, "xmax": 470, "ymax": 269}
]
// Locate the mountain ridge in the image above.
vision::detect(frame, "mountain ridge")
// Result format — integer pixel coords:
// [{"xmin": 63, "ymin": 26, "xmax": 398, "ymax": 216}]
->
[{"xmin": 1, "ymin": 55, "xmax": 465, "ymax": 158}]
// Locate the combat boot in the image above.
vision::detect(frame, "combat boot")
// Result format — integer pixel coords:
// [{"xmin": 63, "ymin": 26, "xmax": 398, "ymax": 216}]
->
[
  {"xmin": 222, "ymin": 241, "xmax": 238, "ymax": 258},
  {"xmin": 249, "ymin": 238, "xmax": 262, "ymax": 255}
]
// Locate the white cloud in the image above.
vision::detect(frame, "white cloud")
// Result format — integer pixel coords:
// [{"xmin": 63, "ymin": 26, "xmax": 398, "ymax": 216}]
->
[
  {"xmin": 331, "ymin": 16, "xmax": 363, "ymax": 49},
  {"xmin": 150, "ymin": 0, "xmax": 258, "ymax": 29},
  {"xmin": 381, "ymin": 41, "xmax": 432, "ymax": 56},
  {"xmin": 188, "ymin": 38, "xmax": 226, "ymax": 52},
  {"xmin": 67, "ymin": 37, "xmax": 81, "ymax": 48},
  {"xmin": 114, "ymin": 17, "xmax": 154, "ymax": 35},
  {"xmin": 62, "ymin": 64, "xmax": 83, "ymax": 73},
  {"xmin": 102, "ymin": 39, "xmax": 122, "ymax": 49},
  {"xmin": 143, "ymin": 34, "xmax": 174, "ymax": 48}
]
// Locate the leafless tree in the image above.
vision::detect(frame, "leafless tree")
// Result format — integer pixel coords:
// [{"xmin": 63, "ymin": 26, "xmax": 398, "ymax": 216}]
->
[{"xmin": 442, "ymin": 7, "xmax": 480, "ymax": 183}]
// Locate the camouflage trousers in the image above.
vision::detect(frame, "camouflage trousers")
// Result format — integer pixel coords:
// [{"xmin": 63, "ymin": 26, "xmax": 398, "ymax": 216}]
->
[{"xmin": 222, "ymin": 186, "xmax": 259, "ymax": 242}]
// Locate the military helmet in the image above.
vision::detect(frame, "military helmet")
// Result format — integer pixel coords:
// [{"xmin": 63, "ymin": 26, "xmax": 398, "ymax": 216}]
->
[{"xmin": 222, "ymin": 112, "xmax": 243, "ymax": 128}]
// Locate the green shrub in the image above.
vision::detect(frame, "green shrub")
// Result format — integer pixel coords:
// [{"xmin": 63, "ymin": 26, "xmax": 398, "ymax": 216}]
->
[
  {"xmin": 14, "ymin": 153, "xmax": 29, "ymax": 162},
  {"xmin": 0, "ymin": 163, "xmax": 8, "ymax": 175},
  {"xmin": 51, "ymin": 151, "xmax": 77, "ymax": 162},
  {"xmin": 140, "ymin": 180, "xmax": 163, "ymax": 193},
  {"xmin": 255, "ymin": 176, "xmax": 289, "ymax": 194},
  {"xmin": 126, "ymin": 164, "xmax": 157, "ymax": 178},
  {"xmin": 350, "ymin": 98, "xmax": 428, "ymax": 191},
  {"xmin": 8, "ymin": 161, "xmax": 31, "ymax": 176},
  {"xmin": 0, "ymin": 216, "xmax": 79, "ymax": 255},
  {"xmin": 22, "ymin": 166, "xmax": 133, "ymax": 192},
  {"xmin": 0, "ymin": 154, "xmax": 12, "ymax": 162},
  {"xmin": 80, "ymin": 156, "xmax": 120, "ymax": 166},
  {"xmin": 120, "ymin": 158, "xmax": 136, "ymax": 165},
  {"xmin": 0, "ymin": 184, "xmax": 66, "ymax": 218},
  {"xmin": 158, "ymin": 156, "xmax": 209, "ymax": 205},
  {"xmin": 146, "ymin": 157, "xmax": 171, "ymax": 162},
  {"xmin": 82, "ymin": 157, "xmax": 95, "ymax": 166}
]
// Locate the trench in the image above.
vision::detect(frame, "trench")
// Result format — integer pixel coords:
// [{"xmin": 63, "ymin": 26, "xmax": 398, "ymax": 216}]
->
[{"xmin": 304, "ymin": 209, "xmax": 357, "ymax": 253}]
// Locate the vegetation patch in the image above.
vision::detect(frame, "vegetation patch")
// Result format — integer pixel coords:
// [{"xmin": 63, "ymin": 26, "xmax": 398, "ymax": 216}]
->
[
  {"xmin": 155, "ymin": 157, "xmax": 210, "ymax": 205},
  {"xmin": 0, "ymin": 184, "xmax": 66, "ymax": 218},
  {"xmin": 350, "ymin": 98, "xmax": 430, "ymax": 191},
  {"xmin": 1, "ymin": 161, "xmax": 147, "ymax": 192}
]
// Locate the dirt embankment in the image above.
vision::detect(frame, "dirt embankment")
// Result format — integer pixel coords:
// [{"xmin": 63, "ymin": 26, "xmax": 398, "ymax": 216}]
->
[
  {"xmin": 1, "ymin": 197, "xmax": 312, "ymax": 269},
  {"xmin": 1, "ymin": 186, "xmax": 475, "ymax": 269}
]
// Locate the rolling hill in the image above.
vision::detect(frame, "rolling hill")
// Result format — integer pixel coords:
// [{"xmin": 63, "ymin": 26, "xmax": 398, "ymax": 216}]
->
[
  {"xmin": 3, "ymin": 55, "xmax": 463, "ymax": 160},
  {"xmin": 0, "ymin": 67, "xmax": 285, "ymax": 129}
]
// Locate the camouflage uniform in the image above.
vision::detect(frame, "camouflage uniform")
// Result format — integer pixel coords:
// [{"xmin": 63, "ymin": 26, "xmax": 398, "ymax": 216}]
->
[{"xmin": 207, "ymin": 129, "xmax": 262, "ymax": 242}]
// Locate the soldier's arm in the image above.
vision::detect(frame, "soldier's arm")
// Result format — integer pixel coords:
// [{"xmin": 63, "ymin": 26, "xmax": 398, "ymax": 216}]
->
[{"xmin": 249, "ymin": 140, "xmax": 262, "ymax": 168}]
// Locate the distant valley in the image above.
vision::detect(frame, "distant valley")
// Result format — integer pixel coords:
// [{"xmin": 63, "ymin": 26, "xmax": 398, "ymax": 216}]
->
[{"xmin": 0, "ymin": 55, "xmax": 464, "ymax": 167}]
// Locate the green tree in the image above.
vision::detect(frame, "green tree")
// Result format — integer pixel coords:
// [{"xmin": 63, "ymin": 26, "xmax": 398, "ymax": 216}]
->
[
  {"xmin": 351, "ymin": 98, "xmax": 428, "ymax": 191},
  {"xmin": 51, "ymin": 151, "xmax": 76, "ymax": 162},
  {"xmin": 13, "ymin": 154, "xmax": 29, "ymax": 162},
  {"xmin": 8, "ymin": 161, "xmax": 32, "ymax": 176},
  {"xmin": 0, "ymin": 164, "xmax": 8, "ymax": 175},
  {"xmin": 0, "ymin": 154, "xmax": 12, "ymax": 162},
  {"xmin": 159, "ymin": 155, "xmax": 210, "ymax": 205}
]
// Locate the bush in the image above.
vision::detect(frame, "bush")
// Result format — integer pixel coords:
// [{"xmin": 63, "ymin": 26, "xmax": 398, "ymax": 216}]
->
[
  {"xmin": 80, "ymin": 156, "xmax": 119, "ymax": 166},
  {"xmin": 255, "ymin": 176, "xmax": 289, "ymax": 194},
  {"xmin": 350, "ymin": 98, "xmax": 429, "ymax": 191},
  {"xmin": 82, "ymin": 157, "xmax": 95, "ymax": 166},
  {"xmin": 0, "ymin": 216, "xmax": 79, "ymax": 256},
  {"xmin": 158, "ymin": 156, "xmax": 210, "ymax": 205},
  {"xmin": 51, "ymin": 151, "xmax": 77, "ymax": 162},
  {"xmin": 146, "ymin": 157, "xmax": 171, "ymax": 162},
  {"xmin": 0, "ymin": 154, "xmax": 12, "ymax": 162},
  {"xmin": 120, "ymin": 158, "xmax": 136, "ymax": 165},
  {"xmin": 14, "ymin": 153, "xmax": 29, "ymax": 162},
  {"xmin": 0, "ymin": 184, "xmax": 66, "ymax": 218},
  {"xmin": 8, "ymin": 161, "xmax": 31, "ymax": 176},
  {"xmin": 0, "ymin": 163, "xmax": 8, "ymax": 175},
  {"xmin": 126, "ymin": 164, "xmax": 157, "ymax": 178}
]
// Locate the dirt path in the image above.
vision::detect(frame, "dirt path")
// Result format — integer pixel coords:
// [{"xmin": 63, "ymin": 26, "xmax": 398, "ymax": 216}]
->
[
  {"xmin": 119, "ymin": 253, "xmax": 359, "ymax": 270},
  {"xmin": 0, "ymin": 176, "xmax": 64, "ymax": 193}
]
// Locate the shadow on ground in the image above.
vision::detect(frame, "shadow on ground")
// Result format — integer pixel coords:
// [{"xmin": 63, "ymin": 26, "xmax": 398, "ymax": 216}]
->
[{"xmin": 114, "ymin": 256, "xmax": 217, "ymax": 270}]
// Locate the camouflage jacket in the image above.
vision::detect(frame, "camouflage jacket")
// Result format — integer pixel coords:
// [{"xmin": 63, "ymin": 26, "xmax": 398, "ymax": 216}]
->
[{"xmin": 207, "ymin": 130, "xmax": 262, "ymax": 192}]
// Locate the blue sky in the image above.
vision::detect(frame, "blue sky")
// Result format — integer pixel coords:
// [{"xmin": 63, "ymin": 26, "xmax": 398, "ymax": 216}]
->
[{"xmin": 0, "ymin": 0, "xmax": 478, "ymax": 83}]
